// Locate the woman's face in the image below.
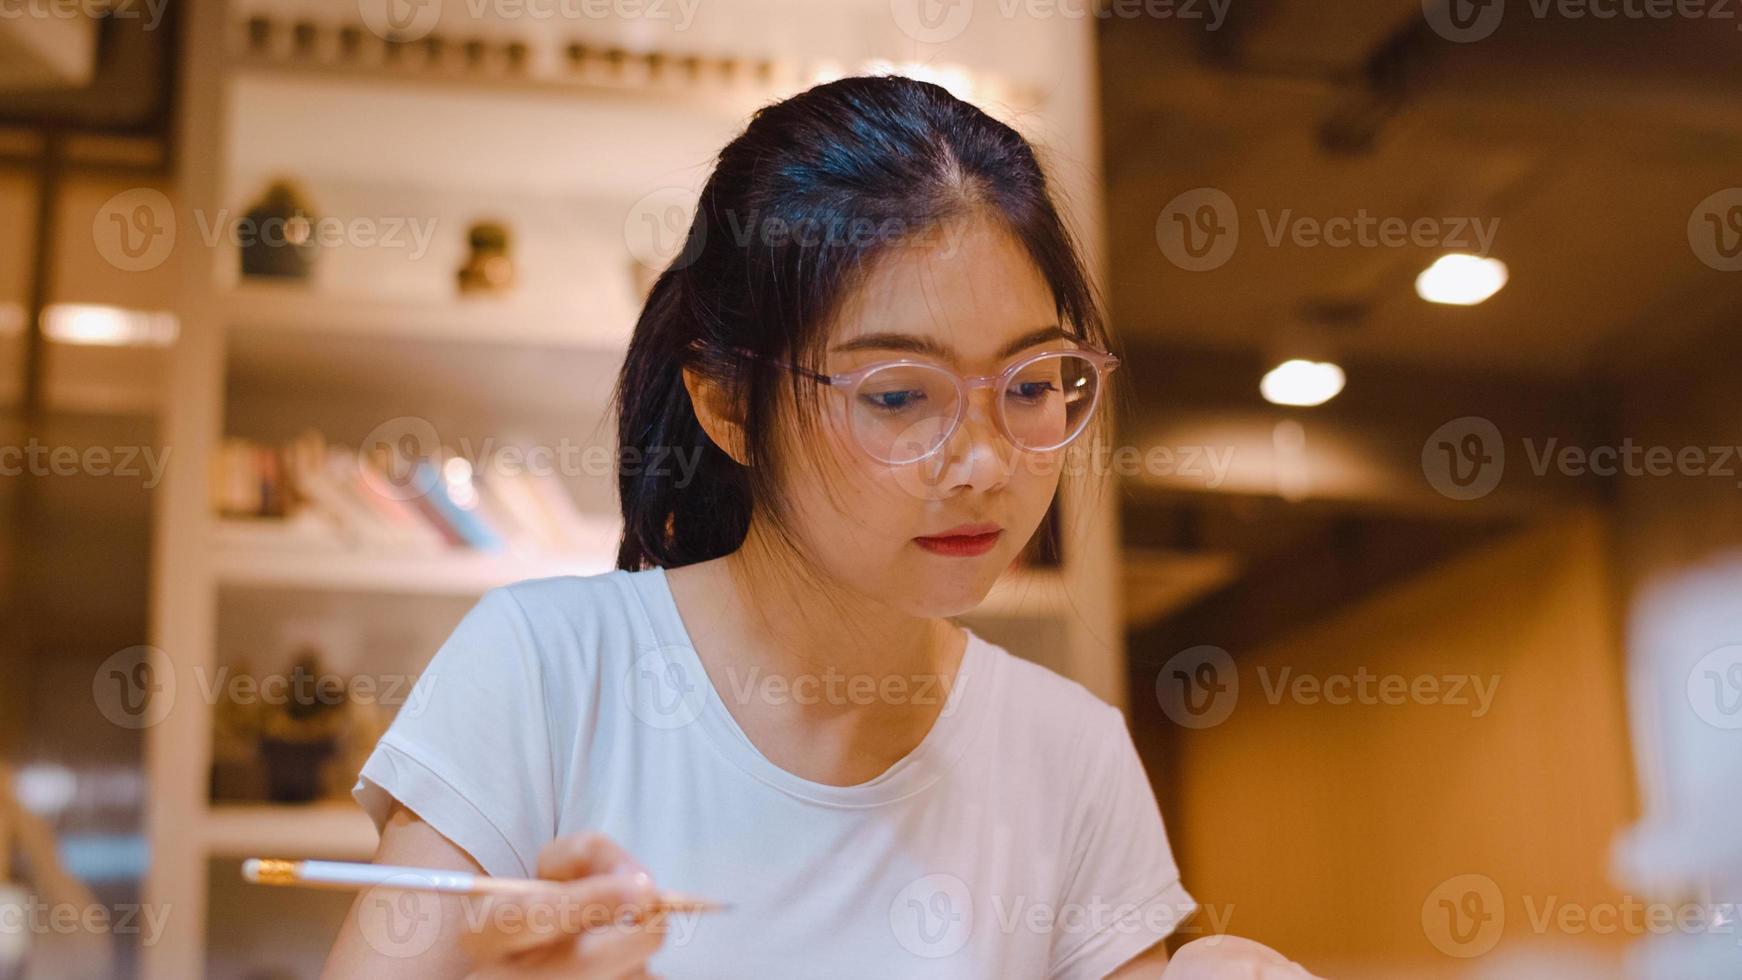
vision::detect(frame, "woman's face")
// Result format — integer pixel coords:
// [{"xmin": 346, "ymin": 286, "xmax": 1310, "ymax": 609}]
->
[{"xmin": 772, "ymin": 214, "xmax": 1070, "ymax": 618}]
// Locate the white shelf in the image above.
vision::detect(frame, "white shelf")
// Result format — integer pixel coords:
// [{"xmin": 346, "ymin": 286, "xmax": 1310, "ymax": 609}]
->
[
  {"xmin": 204, "ymin": 802, "xmax": 379, "ymax": 861},
  {"xmin": 214, "ymin": 544, "xmax": 616, "ymax": 596},
  {"xmin": 222, "ymin": 280, "xmax": 630, "ymax": 350}
]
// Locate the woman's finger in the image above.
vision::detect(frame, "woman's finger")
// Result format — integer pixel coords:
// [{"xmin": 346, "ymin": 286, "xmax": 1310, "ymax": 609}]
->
[
  {"xmin": 573, "ymin": 912, "xmax": 665, "ymax": 978},
  {"xmin": 463, "ymin": 873, "xmax": 659, "ymax": 963},
  {"xmin": 536, "ymin": 832, "xmax": 648, "ymax": 881}
]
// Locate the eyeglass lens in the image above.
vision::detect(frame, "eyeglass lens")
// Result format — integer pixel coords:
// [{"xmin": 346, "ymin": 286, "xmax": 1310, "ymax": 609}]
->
[{"xmin": 849, "ymin": 352, "xmax": 1101, "ymax": 464}]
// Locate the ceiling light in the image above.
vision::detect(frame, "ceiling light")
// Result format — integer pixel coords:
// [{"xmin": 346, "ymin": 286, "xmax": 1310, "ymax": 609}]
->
[
  {"xmin": 1261, "ymin": 359, "xmax": 1345, "ymax": 407},
  {"xmin": 1416, "ymin": 254, "xmax": 1508, "ymax": 306},
  {"xmin": 42, "ymin": 304, "xmax": 179, "ymax": 347}
]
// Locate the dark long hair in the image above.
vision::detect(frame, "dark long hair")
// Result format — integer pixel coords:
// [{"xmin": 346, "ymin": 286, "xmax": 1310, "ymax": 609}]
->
[{"xmin": 612, "ymin": 74, "xmax": 1117, "ymax": 571}]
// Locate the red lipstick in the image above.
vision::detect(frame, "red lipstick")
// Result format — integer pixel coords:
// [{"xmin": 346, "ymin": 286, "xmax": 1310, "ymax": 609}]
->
[{"xmin": 914, "ymin": 523, "xmax": 1004, "ymax": 557}]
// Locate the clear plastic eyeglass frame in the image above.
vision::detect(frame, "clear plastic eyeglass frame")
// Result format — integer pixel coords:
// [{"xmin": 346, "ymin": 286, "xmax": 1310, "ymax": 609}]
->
[{"xmin": 698, "ymin": 340, "xmax": 1121, "ymax": 465}]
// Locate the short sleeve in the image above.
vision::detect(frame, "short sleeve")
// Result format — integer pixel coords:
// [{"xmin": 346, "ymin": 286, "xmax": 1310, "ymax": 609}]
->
[
  {"xmin": 1049, "ymin": 704, "xmax": 1197, "ymax": 980},
  {"xmin": 351, "ymin": 586, "xmax": 556, "ymax": 878}
]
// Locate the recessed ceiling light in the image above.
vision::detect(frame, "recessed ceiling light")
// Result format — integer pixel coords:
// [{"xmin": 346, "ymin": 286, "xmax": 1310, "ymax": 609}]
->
[
  {"xmin": 1416, "ymin": 253, "xmax": 1508, "ymax": 306},
  {"xmin": 1261, "ymin": 359, "xmax": 1345, "ymax": 407}
]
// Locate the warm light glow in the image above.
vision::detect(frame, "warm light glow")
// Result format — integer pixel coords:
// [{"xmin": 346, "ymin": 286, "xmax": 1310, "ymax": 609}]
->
[
  {"xmin": 1415, "ymin": 253, "xmax": 1509, "ymax": 306},
  {"xmin": 1260, "ymin": 359, "xmax": 1345, "ymax": 407},
  {"xmin": 42, "ymin": 304, "xmax": 179, "ymax": 346},
  {"xmin": 443, "ymin": 456, "xmax": 479, "ymax": 510},
  {"xmin": 808, "ymin": 60, "xmax": 845, "ymax": 86},
  {"xmin": 861, "ymin": 60, "xmax": 976, "ymax": 102}
]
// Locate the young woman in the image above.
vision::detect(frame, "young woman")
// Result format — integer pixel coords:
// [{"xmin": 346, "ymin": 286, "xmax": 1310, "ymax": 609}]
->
[{"xmin": 323, "ymin": 75, "xmax": 1312, "ymax": 979}]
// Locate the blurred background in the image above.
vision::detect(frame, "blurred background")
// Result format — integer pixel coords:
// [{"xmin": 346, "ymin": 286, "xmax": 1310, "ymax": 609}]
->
[{"xmin": 0, "ymin": 0, "xmax": 1736, "ymax": 977}]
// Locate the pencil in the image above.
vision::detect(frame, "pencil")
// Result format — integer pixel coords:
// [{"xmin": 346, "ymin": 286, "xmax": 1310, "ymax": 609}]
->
[{"xmin": 242, "ymin": 858, "xmax": 730, "ymax": 914}]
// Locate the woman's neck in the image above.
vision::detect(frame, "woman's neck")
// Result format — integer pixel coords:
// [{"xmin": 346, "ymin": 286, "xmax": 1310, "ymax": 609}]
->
[{"xmin": 662, "ymin": 527, "xmax": 970, "ymax": 786}]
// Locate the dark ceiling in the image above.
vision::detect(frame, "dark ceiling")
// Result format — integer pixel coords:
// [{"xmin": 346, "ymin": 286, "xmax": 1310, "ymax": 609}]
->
[{"xmin": 1099, "ymin": 0, "xmax": 1742, "ymax": 378}]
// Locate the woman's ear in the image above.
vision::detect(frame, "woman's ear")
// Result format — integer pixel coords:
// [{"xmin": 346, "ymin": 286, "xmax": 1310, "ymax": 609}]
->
[{"xmin": 682, "ymin": 365, "xmax": 748, "ymax": 465}]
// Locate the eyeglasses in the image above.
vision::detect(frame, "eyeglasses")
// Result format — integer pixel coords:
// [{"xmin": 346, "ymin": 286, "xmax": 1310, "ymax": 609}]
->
[{"xmin": 703, "ymin": 341, "xmax": 1120, "ymax": 465}]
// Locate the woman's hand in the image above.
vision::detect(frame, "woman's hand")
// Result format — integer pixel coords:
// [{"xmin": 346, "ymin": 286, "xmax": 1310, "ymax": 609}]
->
[
  {"xmin": 465, "ymin": 833, "xmax": 667, "ymax": 979},
  {"xmin": 323, "ymin": 808, "xmax": 668, "ymax": 980},
  {"xmin": 1157, "ymin": 936, "xmax": 1322, "ymax": 979}
]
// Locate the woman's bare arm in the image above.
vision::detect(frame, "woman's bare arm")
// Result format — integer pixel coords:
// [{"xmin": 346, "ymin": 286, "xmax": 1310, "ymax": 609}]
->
[{"xmin": 320, "ymin": 802, "xmax": 487, "ymax": 979}]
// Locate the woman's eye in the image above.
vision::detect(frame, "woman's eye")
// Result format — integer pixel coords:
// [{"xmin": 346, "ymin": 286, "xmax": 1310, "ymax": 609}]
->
[
  {"xmin": 1008, "ymin": 380, "xmax": 1059, "ymax": 402},
  {"xmin": 862, "ymin": 389, "xmax": 926, "ymax": 413}
]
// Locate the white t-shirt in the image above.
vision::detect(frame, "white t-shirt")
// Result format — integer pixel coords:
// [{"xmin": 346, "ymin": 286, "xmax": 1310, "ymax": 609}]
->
[{"xmin": 353, "ymin": 566, "xmax": 1195, "ymax": 979}]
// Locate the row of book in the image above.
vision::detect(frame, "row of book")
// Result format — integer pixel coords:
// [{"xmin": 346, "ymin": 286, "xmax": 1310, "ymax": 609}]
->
[{"xmin": 210, "ymin": 431, "xmax": 618, "ymax": 558}]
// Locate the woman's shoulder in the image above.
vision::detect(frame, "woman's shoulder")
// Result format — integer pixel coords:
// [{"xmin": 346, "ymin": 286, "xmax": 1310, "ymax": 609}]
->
[{"xmin": 473, "ymin": 567, "xmax": 664, "ymax": 672}]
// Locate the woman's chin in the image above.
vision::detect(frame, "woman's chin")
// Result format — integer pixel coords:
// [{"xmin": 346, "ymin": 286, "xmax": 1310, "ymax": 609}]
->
[{"xmin": 899, "ymin": 569, "xmax": 1004, "ymax": 619}]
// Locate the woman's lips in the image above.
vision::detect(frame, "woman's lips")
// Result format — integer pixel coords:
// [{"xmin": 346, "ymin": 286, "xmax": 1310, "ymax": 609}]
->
[{"xmin": 913, "ymin": 529, "xmax": 1004, "ymax": 557}]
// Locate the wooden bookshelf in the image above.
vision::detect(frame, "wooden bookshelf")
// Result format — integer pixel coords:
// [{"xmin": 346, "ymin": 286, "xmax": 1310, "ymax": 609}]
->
[{"xmin": 212, "ymin": 544, "xmax": 615, "ymax": 597}]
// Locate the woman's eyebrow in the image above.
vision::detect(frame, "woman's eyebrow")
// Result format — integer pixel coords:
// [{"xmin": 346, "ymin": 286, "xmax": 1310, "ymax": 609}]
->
[{"xmin": 830, "ymin": 325, "xmax": 1071, "ymax": 360}]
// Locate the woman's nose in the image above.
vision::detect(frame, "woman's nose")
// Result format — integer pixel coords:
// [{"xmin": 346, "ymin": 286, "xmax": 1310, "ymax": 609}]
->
[{"xmin": 922, "ymin": 391, "xmax": 1012, "ymax": 491}]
